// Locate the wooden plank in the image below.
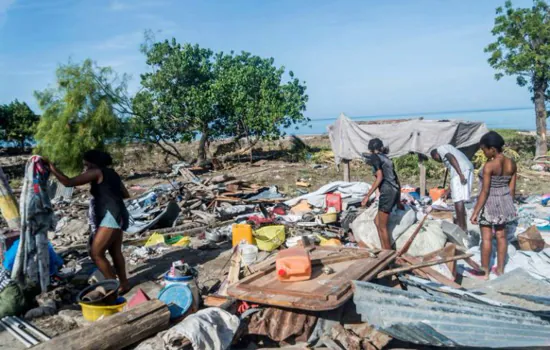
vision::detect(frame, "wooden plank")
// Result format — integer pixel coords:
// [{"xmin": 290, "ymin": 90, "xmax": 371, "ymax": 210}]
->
[
  {"xmin": 419, "ymin": 155, "xmax": 426, "ymax": 197},
  {"xmin": 377, "ymin": 253, "xmax": 472, "ymax": 279},
  {"xmin": 33, "ymin": 300, "xmax": 170, "ymax": 350},
  {"xmin": 218, "ymin": 246, "xmax": 241, "ymax": 297},
  {"xmin": 396, "ymin": 212, "xmax": 429, "ymax": 257},
  {"xmin": 343, "ymin": 160, "xmax": 351, "ymax": 182},
  {"xmin": 227, "ymin": 250, "xmax": 396, "ymax": 311},
  {"xmin": 401, "ymin": 255, "xmax": 463, "ymax": 289}
]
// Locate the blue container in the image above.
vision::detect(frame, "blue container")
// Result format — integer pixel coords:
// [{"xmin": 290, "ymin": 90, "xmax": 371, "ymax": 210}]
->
[{"xmin": 157, "ymin": 284, "xmax": 192, "ymax": 320}]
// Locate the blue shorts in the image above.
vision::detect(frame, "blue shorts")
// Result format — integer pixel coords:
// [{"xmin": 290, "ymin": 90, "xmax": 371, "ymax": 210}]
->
[{"xmin": 99, "ymin": 211, "xmax": 121, "ymax": 229}]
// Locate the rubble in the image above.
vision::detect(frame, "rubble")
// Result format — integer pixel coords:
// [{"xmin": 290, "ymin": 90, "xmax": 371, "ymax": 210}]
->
[{"xmin": 0, "ymin": 156, "xmax": 550, "ymax": 350}]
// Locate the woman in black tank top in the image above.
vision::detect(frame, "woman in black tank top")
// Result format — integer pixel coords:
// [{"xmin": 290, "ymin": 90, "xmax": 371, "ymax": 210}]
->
[
  {"xmin": 44, "ymin": 150, "xmax": 131, "ymax": 293},
  {"xmin": 361, "ymin": 139, "xmax": 403, "ymax": 250}
]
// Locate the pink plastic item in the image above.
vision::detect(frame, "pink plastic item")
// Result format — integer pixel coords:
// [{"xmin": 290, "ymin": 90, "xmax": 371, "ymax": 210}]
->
[
  {"xmin": 325, "ymin": 193, "xmax": 342, "ymax": 212},
  {"xmin": 127, "ymin": 288, "xmax": 151, "ymax": 309}
]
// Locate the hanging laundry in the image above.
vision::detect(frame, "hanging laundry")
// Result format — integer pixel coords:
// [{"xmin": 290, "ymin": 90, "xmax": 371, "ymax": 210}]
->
[{"xmin": 11, "ymin": 156, "xmax": 55, "ymax": 292}]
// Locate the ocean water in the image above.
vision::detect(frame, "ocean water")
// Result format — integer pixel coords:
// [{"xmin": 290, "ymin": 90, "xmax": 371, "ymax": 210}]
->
[{"xmin": 288, "ymin": 107, "xmax": 538, "ymax": 135}]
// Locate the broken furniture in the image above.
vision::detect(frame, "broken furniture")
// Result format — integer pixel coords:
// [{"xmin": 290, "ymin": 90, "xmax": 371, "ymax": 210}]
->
[{"xmin": 228, "ymin": 246, "xmax": 396, "ymax": 311}]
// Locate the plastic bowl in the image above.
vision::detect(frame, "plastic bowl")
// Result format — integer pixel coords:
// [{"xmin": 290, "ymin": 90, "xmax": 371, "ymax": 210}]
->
[{"xmin": 80, "ymin": 297, "xmax": 126, "ymax": 322}]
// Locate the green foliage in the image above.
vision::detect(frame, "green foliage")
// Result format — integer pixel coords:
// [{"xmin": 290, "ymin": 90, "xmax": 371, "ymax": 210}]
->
[
  {"xmin": 34, "ymin": 59, "xmax": 127, "ymax": 174},
  {"xmin": 472, "ymin": 148, "xmax": 521, "ymax": 169},
  {"xmin": 288, "ymin": 135, "xmax": 310, "ymax": 162},
  {"xmin": 485, "ymin": 0, "xmax": 550, "ymax": 155},
  {"xmin": 132, "ymin": 39, "xmax": 219, "ymax": 161},
  {"xmin": 0, "ymin": 100, "xmax": 39, "ymax": 149},
  {"xmin": 132, "ymin": 36, "xmax": 309, "ymax": 162},
  {"xmin": 393, "ymin": 154, "xmax": 445, "ymax": 179},
  {"xmin": 214, "ymin": 52, "xmax": 309, "ymax": 145}
]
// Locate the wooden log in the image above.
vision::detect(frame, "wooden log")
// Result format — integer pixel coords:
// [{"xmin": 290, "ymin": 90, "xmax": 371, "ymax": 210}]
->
[
  {"xmin": 377, "ymin": 253, "xmax": 473, "ymax": 279},
  {"xmin": 33, "ymin": 300, "xmax": 170, "ymax": 350}
]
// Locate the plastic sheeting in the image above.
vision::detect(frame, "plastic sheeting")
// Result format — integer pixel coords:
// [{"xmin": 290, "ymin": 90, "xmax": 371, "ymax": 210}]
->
[
  {"xmin": 460, "ymin": 245, "xmax": 550, "ymax": 280},
  {"xmin": 350, "ymin": 204, "xmax": 416, "ymax": 248},
  {"xmin": 395, "ymin": 219, "xmax": 447, "ymax": 256},
  {"xmin": 285, "ymin": 181, "xmax": 372, "ymax": 208},
  {"xmin": 163, "ymin": 308, "xmax": 239, "ymax": 350},
  {"xmin": 328, "ymin": 114, "xmax": 489, "ymax": 164}
]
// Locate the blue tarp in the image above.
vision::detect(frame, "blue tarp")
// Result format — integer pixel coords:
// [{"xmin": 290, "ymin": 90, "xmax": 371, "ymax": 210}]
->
[{"xmin": 3, "ymin": 239, "xmax": 63, "ymax": 276}]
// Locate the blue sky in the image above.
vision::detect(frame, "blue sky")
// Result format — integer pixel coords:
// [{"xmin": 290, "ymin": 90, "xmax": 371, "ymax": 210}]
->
[{"xmin": 0, "ymin": 0, "xmax": 536, "ymax": 122}]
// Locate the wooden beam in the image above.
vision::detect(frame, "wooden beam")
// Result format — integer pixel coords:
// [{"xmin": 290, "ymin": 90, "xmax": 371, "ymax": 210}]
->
[
  {"xmin": 343, "ymin": 160, "xmax": 351, "ymax": 182},
  {"xmin": 418, "ymin": 154, "xmax": 426, "ymax": 197},
  {"xmin": 33, "ymin": 300, "xmax": 170, "ymax": 350},
  {"xmin": 377, "ymin": 253, "xmax": 473, "ymax": 279}
]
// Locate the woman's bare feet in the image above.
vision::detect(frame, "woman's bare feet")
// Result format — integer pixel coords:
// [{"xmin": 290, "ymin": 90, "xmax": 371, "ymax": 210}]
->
[{"xmin": 118, "ymin": 281, "xmax": 130, "ymax": 295}]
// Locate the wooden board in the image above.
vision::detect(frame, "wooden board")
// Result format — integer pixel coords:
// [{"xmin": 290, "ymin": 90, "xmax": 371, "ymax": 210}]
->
[{"xmin": 227, "ymin": 247, "xmax": 396, "ymax": 311}]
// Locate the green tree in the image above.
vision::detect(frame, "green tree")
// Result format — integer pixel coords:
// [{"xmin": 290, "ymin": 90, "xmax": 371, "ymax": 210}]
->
[
  {"xmin": 34, "ymin": 59, "xmax": 128, "ymax": 174},
  {"xmin": 485, "ymin": 0, "xmax": 550, "ymax": 156},
  {"xmin": 0, "ymin": 100, "xmax": 39, "ymax": 150},
  {"xmin": 3, "ymin": 100, "xmax": 40, "ymax": 150},
  {"xmin": 214, "ymin": 52, "xmax": 309, "ymax": 155},
  {"xmin": 132, "ymin": 39, "xmax": 220, "ymax": 162},
  {"xmin": 132, "ymin": 37, "xmax": 309, "ymax": 163}
]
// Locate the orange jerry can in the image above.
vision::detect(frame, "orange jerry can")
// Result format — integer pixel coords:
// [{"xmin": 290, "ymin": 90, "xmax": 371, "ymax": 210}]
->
[
  {"xmin": 276, "ymin": 247, "xmax": 312, "ymax": 282},
  {"xmin": 429, "ymin": 187, "xmax": 446, "ymax": 202}
]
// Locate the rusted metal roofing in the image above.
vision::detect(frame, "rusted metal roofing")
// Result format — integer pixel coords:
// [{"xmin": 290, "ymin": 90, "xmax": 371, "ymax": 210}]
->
[{"xmin": 352, "ymin": 280, "xmax": 550, "ymax": 348}]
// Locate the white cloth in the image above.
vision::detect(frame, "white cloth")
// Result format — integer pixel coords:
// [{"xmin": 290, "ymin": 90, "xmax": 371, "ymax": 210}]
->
[
  {"xmin": 284, "ymin": 181, "xmax": 372, "ymax": 208},
  {"xmin": 436, "ymin": 144, "xmax": 474, "ymax": 179},
  {"xmin": 163, "ymin": 308, "xmax": 240, "ymax": 350},
  {"xmin": 450, "ymin": 170, "xmax": 473, "ymax": 202}
]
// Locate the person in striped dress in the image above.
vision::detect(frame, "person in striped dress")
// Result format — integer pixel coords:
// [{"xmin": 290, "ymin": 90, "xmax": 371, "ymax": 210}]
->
[{"xmin": 471, "ymin": 131, "xmax": 517, "ymax": 279}]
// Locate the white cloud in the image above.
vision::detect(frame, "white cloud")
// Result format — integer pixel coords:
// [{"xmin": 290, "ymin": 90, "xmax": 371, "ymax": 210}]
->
[
  {"xmin": 108, "ymin": 0, "xmax": 170, "ymax": 12},
  {"xmin": 109, "ymin": 0, "xmax": 127, "ymax": 11}
]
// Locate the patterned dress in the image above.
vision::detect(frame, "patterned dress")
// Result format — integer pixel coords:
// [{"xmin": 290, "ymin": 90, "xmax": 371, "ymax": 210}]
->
[{"xmin": 477, "ymin": 166, "xmax": 517, "ymax": 226}]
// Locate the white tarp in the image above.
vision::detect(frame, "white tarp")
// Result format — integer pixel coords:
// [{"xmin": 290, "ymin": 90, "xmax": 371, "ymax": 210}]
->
[
  {"xmin": 284, "ymin": 181, "xmax": 372, "ymax": 208},
  {"xmin": 328, "ymin": 114, "xmax": 489, "ymax": 164}
]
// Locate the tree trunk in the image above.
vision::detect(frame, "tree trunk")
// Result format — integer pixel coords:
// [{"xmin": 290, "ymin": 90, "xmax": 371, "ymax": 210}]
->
[
  {"xmin": 197, "ymin": 130, "xmax": 209, "ymax": 164},
  {"xmin": 534, "ymin": 81, "xmax": 548, "ymax": 156}
]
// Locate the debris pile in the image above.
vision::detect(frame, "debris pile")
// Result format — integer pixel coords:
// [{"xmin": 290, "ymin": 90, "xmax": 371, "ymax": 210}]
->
[{"xmin": 1, "ymin": 161, "xmax": 550, "ymax": 350}]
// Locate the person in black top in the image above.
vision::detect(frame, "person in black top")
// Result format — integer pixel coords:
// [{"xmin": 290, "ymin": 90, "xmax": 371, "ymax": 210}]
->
[
  {"xmin": 361, "ymin": 139, "xmax": 403, "ymax": 250},
  {"xmin": 44, "ymin": 150, "xmax": 131, "ymax": 293}
]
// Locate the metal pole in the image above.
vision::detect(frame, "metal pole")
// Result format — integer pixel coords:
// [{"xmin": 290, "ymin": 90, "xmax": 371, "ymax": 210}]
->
[
  {"xmin": 0, "ymin": 320, "xmax": 33, "ymax": 348},
  {"xmin": 2, "ymin": 317, "xmax": 40, "ymax": 346},
  {"xmin": 13, "ymin": 316, "xmax": 51, "ymax": 341}
]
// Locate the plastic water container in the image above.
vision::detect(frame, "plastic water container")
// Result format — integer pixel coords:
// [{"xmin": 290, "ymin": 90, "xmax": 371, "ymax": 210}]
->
[
  {"xmin": 239, "ymin": 244, "xmax": 258, "ymax": 266},
  {"xmin": 276, "ymin": 247, "xmax": 312, "ymax": 282},
  {"xmin": 429, "ymin": 188, "xmax": 446, "ymax": 202},
  {"xmin": 232, "ymin": 224, "xmax": 254, "ymax": 247},
  {"xmin": 163, "ymin": 273, "xmax": 200, "ymax": 313},
  {"xmin": 325, "ymin": 193, "xmax": 342, "ymax": 212}
]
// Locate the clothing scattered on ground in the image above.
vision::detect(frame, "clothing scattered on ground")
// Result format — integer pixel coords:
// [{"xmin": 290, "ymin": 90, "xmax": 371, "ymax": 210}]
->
[
  {"xmin": 477, "ymin": 166, "xmax": 517, "ymax": 226},
  {"xmin": 435, "ymin": 144, "xmax": 474, "ymax": 178},
  {"xmin": 91, "ymin": 168, "xmax": 129, "ymax": 231},
  {"xmin": 11, "ymin": 156, "xmax": 55, "ymax": 292}
]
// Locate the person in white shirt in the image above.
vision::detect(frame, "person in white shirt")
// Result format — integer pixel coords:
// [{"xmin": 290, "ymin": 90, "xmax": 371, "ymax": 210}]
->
[{"xmin": 430, "ymin": 145, "xmax": 474, "ymax": 233}]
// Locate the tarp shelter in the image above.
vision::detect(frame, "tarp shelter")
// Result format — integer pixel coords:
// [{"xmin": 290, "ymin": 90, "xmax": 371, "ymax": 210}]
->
[
  {"xmin": 328, "ymin": 113, "xmax": 489, "ymax": 164},
  {"xmin": 327, "ymin": 113, "xmax": 489, "ymax": 192}
]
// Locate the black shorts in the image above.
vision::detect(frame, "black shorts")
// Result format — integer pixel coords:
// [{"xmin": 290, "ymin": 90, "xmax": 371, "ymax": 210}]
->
[{"xmin": 379, "ymin": 186, "xmax": 400, "ymax": 213}]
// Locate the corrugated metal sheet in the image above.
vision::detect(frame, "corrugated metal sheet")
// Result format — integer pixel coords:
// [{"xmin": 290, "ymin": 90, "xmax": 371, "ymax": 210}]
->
[{"xmin": 352, "ymin": 280, "xmax": 550, "ymax": 348}]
